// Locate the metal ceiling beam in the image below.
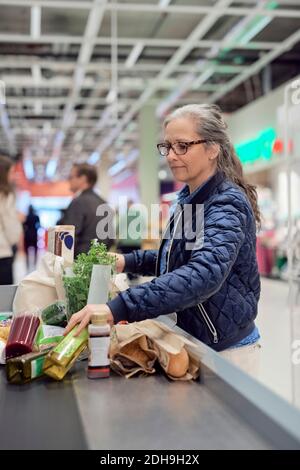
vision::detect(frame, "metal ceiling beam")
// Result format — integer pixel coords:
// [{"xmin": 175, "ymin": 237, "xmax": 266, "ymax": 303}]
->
[
  {"xmin": 0, "ymin": 57, "xmax": 261, "ymax": 73},
  {"xmin": 108, "ymin": 3, "xmax": 300, "ymax": 19},
  {"xmin": 0, "ymin": 103, "xmax": 16, "ymax": 155},
  {"xmin": 95, "ymin": 0, "xmax": 233, "ymax": 155},
  {"xmin": 60, "ymin": 0, "xmax": 107, "ymax": 129},
  {"xmin": 1, "ymin": 0, "xmax": 300, "ymax": 19},
  {"xmin": 0, "ymin": 34, "xmax": 279, "ymax": 51},
  {"xmin": 2, "ymin": 75, "xmax": 217, "ymax": 91},
  {"xmin": 209, "ymin": 27, "xmax": 300, "ymax": 103},
  {"xmin": 156, "ymin": 0, "xmax": 271, "ymax": 117}
]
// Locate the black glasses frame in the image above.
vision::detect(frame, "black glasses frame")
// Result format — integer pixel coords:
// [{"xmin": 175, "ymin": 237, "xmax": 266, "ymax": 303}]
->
[{"xmin": 157, "ymin": 139, "xmax": 208, "ymax": 157}]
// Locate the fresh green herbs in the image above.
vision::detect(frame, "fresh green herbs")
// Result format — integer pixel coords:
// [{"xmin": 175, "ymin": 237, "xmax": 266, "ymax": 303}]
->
[{"xmin": 63, "ymin": 240, "xmax": 116, "ymax": 317}]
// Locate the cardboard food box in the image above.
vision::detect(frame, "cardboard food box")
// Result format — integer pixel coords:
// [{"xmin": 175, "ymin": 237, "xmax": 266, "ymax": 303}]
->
[{"xmin": 47, "ymin": 225, "xmax": 75, "ymax": 267}]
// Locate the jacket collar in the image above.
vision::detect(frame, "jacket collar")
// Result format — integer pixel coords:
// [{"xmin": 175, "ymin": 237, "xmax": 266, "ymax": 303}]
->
[{"xmin": 177, "ymin": 170, "xmax": 225, "ymax": 205}]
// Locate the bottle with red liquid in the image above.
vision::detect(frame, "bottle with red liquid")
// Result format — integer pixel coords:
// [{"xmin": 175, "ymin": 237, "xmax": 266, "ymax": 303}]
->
[{"xmin": 5, "ymin": 312, "xmax": 40, "ymax": 360}]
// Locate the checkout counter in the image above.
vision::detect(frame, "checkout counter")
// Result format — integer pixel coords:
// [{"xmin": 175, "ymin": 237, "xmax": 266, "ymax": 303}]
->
[{"xmin": 1, "ymin": 285, "xmax": 300, "ymax": 450}]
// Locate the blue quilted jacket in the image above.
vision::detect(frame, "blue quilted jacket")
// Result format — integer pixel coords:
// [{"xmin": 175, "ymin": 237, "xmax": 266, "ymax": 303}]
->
[{"xmin": 108, "ymin": 171, "xmax": 261, "ymax": 351}]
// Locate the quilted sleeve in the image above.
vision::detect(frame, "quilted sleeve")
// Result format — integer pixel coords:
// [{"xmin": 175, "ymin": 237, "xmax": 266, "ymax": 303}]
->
[
  {"xmin": 108, "ymin": 196, "xmax": 249, "ymax": 323},
  {"xmin": 123, "ymin": 249, "xmax": 158, "ymax": 276}
]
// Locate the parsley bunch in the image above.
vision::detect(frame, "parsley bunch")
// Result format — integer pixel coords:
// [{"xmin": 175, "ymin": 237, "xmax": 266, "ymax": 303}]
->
[{"xmin": 63, "ymin": 240, "xmax": 116, "ymax": 317}]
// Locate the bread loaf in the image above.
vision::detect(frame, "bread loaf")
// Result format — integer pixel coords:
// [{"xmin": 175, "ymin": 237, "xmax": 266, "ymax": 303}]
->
[{"xmin": 166, "ymin": 347, "xmax": 189, "ymax": 378}]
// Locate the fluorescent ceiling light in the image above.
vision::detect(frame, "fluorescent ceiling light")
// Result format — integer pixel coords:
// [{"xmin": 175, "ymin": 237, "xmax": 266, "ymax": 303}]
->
[
  {"xmin": 106, "ymin": 89, "xmax": 117, "ymax": 104},
  {"xmin": 0, "ymin": 80, "xmax": 6, "ymax": 105},
  {"xmin": 54, "ymin": 130, "xmax": 65, "ymax": 148},
  {"xmin": 34, "ymin": 100, "xmax": 42, "ymax": 115},
  {"xmin": 32, "ymin": 64, "xmax": 41, "ymax": 84},
  {"xmin": 30, "ymin": 5, "xmax": 41, "ymax": 39},
  {"xmin": 239, "ymin": 16, "xmax": 272, "ymax": 44},
  {"xmin": 108, "ymin": 149, "xmax": 139, "ymax": 177},
  {"xmin": 46, "ymin": 159, "xmax": 58, "ymax": 179},
  {"xmin": 125, "ymin": 42, "xmax": 144, "ymax": 69},
  {"xmin": 192, "ymin": 67, "xmax": 215, "ymax": 90},
  {"xmin": 108, "ymin": 160, "xmax": 126, "ymax": 177},
  {"xmin": 88, "ymin": 151, "xmax": 101, "ymax": 164},
  {"xmin": 159, "ymin": 0, "xmax": 171, "ymax": 8},
  {"xmin": 23, "ymin": 159, "xmax": 35, "ymax": 180},
  {"xmin": 43, "ymin": 121, "xmax": 52, "ymax": 134}
]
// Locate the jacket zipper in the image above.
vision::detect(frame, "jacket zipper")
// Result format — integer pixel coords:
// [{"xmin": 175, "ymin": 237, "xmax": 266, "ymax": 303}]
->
[
  {"xmin": 155, "ymin": 209, "xmax": 183, "ymax": 277},
  {"xmin": 156, "ymin": 209, "xmax": 219, "ymax": 344},
  {"xmin": 197, "ymin": 304, "xmax": 219, "ymax": 344},
  {"xmin": 166, "ymin": 210, "xmax": 183, "ymax": 273}
]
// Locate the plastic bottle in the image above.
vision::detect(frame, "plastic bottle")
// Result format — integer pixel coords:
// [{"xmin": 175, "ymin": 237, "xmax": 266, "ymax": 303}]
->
[
  {"xmin": 43, "ymin": 326, "xmax": 88, "ymax": 381},
  {"xmin": 6, "ymin": 348, "xmax": 51, "ymax": 384},
  {"xmin": 87, "ymin": 312, "xmax": 111, "ymax": 379},
  {"xmin": 5, "ymin": 312, "xmax": 40, "ymax": 360}
]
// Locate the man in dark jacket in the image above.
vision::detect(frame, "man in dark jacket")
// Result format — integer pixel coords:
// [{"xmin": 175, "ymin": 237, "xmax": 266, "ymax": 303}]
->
[{"xmin": 58, "ymin": 163, "xmax": 113, "ymax": 257}]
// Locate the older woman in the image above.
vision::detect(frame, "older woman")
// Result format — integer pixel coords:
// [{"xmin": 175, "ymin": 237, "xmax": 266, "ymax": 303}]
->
[{"xmin": 65, "ymin": 104, "xmax": 261, "ymax": 375}]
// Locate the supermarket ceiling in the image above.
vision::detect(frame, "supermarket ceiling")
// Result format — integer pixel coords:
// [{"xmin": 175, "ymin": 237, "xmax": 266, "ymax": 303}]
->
[{"xmin": 1, "ymin": 0, "xmax": 300, "ymax": 181}]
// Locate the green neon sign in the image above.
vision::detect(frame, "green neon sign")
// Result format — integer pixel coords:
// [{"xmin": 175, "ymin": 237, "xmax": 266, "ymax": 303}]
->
[{"xmin": 235, "ymin": 127, "xmax": 276, "ymax": 165}]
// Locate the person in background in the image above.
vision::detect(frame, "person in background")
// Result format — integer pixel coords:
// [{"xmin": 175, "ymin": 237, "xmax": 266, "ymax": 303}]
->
[
  {"xmin": 23, "ymin": 204, "xmax": 40, "ymax": 269},
  {"xmin": 58, "ymin": 163, "xmax": 113, "ymax": 257},
  {"xmin": 65, "ymin": 104, "xmax": 261, "ymax": 377},
  {"xmin": 0, "ymin": 155, "xmax": 23, "ymax": 285}
]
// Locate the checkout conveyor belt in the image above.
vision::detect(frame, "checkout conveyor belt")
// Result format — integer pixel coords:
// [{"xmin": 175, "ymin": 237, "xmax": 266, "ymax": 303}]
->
[
  {"xmin": 0, "ymin": 362, "xmax": 272, "ymax": 450},
  {"xmin": 1, "ymin": 286, "xmax": 300, "ymax": 450}
]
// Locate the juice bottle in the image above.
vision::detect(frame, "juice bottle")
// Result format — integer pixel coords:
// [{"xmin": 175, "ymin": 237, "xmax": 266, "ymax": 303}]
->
[
  {"xmin": 43, "ymin": 326, "xmax": 88, "ymax": 380},
  {"xmin": 6, "ymin": 349, "xmax": 51, "ymax": 384},
  {"xmin": 5, "ymin": 313, "xmax": 40, "ymax": 360},
  {"xmin": 87, "ymin": 312, "xmax": 111, "ymax": 379}
]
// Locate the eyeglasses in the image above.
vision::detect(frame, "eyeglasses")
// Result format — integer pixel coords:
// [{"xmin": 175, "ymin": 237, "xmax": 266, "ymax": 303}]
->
[{"xmin": 157, "ymin": 139, "xmax": 208, "ymax": 157}]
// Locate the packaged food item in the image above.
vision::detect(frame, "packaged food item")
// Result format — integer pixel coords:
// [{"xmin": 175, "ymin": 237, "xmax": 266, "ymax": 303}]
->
[
  {"xmin": 43, "ymin": 326, "xmax": 88, "ymax": 380},
  {"xmin": 47, "ymin": 225, "xmax": 75, "ymax": 267},
  {"xmin": 0, "ymin": 313, "xmax": 12, "ymax": 321},
  {"xmin": 35, "ymin": 325, "xmax": 65, "ymax": 350},
  {"xmin": 6, "ymin": 349, "xmax": 52, "ymax": 384},
  {"xmin": 0, "ymin": 324, "xmax": 11, "ymax": 342},
  {"xmin": 87, "ymin": 312, "xmax": 111, "ymax": 379},
  {"xmin": 41, "ymin": 301, "xmax": 67, "ymax": 326},
  {"xmin": 0, "ymin": 319, "xmax": 12, "ymax": 364},
  {"xmin": 5, "ymin": 312, "xmax": 40, "ymax": 360},
  {"xmin": 0, "ymin": 339, "xmax": 6, "ymax": 364}
]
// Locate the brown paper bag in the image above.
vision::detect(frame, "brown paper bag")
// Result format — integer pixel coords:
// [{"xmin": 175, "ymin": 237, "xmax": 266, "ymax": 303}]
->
[
  {"xmin": 109, "ymin": 323, "xmax": 158, "ymax": 378},
  {"xmin": 110, "ymin": 319, "xmax": 201, "ymax": 380}
]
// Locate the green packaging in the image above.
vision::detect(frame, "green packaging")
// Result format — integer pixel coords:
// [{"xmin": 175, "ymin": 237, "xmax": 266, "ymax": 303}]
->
[
  {"xmin": 43, "ymin": 327, "xmax": 88, "ymax": 381},
  {"xmin": 6, "ymin": 349, "xmax": 52, "ymax": 384}
]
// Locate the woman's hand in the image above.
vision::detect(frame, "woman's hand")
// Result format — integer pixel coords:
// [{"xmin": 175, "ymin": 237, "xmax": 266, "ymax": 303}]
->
[
  {"xmin": 111, "ymin": 253, "xmax": 125, "ymax": 273},
  {"xmin": 64, "ymin": 304, "xmax": 114, "ymax": 336}
]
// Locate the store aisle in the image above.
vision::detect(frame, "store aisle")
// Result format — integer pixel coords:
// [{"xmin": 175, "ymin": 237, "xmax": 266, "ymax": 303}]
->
[{"xmin": 256, "ymin": 278, "xmax": 292, "ymax": 403}]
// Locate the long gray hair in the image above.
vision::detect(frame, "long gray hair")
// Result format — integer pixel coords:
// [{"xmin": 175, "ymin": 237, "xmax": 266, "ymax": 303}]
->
[{"xmin": 164, "ymin": 104, "xmax": 261, "ymax": 226}]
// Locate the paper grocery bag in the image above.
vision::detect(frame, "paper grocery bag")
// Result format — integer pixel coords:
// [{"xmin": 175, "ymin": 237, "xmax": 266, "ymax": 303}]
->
[
  {"xmin": 134, "ymin": 320, "xmax": 200, "ymax": 381},
  {"xmin": 110, "ymin": 320, "xmax": 201, "ymax": 380},
  {"xmin": 13, "ymin": 252, "xmax": 66, "ymax": 314},
  {"xmin": 110, "ymin": 323, "xmax": 158, "ymax": 378}
]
